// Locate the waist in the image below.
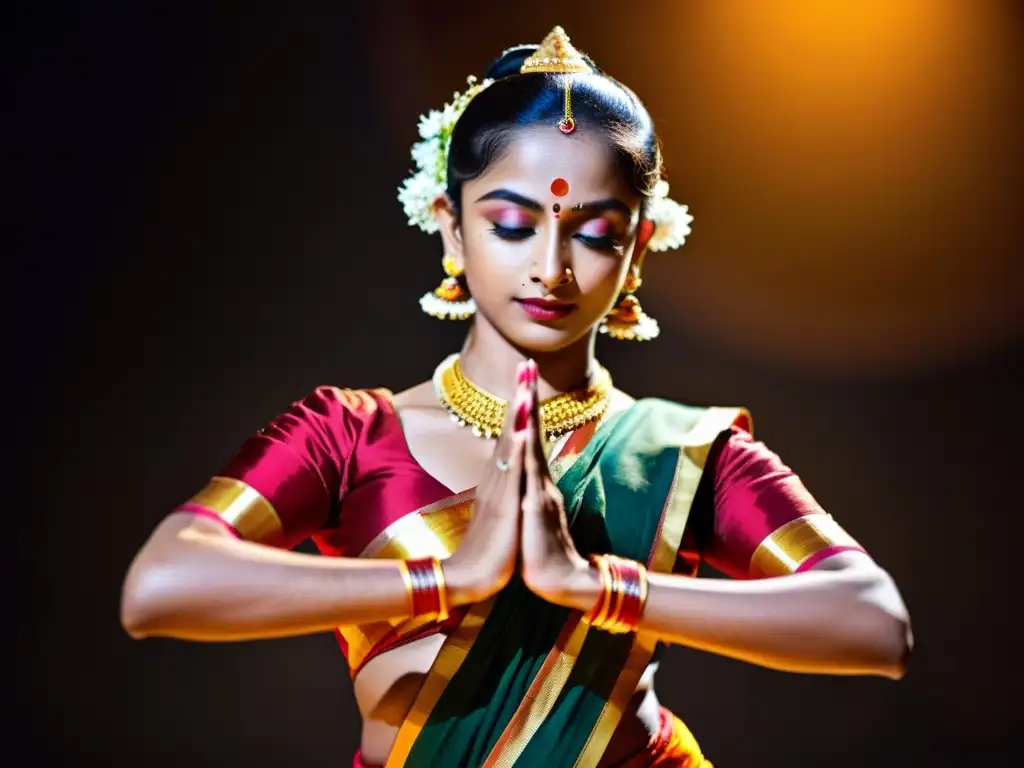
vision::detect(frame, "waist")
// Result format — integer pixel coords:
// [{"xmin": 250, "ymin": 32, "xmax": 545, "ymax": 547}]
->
[
  {"xmin": 353, "ymin": 698, "xmax": 708, "ymax": 768},
  {"xmin": 353, "ymin": 638, "xmax": 686, "ymax": 767}
]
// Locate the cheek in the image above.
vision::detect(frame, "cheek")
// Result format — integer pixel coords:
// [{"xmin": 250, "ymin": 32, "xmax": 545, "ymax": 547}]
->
[
  {"xmin": 461, "ymin": 228, "xmax": 528, "ymax": 291},
  {"xmin": 572, "ymin": 251, "xmax": 629, "ymax": 295}
]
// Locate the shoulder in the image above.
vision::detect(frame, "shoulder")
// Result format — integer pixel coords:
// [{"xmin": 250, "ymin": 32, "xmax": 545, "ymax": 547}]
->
[
  {"xmin": 389, "ymin": 380, "xmax": 440, "ymax": 411},
  {"xmin": 624, "ymin": 394, "xmax": 753, "ymax": 443},
  {"xmin": 281, "ymin": 385, "xmax": 399, "ymax": 431}
]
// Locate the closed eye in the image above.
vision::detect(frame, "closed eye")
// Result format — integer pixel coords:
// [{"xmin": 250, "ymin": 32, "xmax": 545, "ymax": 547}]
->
[
  {"xmin": 575, "ymin": 233, "xmax": 625, "ymax": 255},
  {"xmin": 491, "ymin": 223, "xmax": 625, "ymax": 255},
  {"xmin": 490, "ymin": 223, "xmax": 535, "ymax": 241}
]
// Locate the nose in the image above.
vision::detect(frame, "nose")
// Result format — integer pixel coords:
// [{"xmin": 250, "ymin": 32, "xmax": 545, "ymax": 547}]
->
[
  {"xmin": 530, "ymin": 267, "xmax": 574, "ymax": 292},
  {"xmin": 529, "ymin": 237, "xmax": 574, "ymax": 292}
]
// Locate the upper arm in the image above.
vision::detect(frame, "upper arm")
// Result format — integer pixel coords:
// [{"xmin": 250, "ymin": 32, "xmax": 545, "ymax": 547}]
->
[
  {"xmin": 701, "ymin": 427, "xmax": 869, "ymax": 579},
  {"xmin": 174, "ymin": 386, "xmax": 369, "ymax": 550}
]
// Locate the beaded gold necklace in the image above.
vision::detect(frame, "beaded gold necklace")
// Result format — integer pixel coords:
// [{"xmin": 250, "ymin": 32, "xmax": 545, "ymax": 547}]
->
[{"xmin": 432, "ymin": 354, "xmax": 613, "ymax": 440}]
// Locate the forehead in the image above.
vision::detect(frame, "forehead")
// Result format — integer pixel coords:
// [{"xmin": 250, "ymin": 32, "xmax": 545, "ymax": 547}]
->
[{"xmin": 470, "ymin": 128, "xmax": 634, "ymax": 201}]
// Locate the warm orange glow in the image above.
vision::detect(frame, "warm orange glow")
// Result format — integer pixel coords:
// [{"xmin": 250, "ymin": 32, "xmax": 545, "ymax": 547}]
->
[{"xmin": 646, "ymin": 0, "xmax": 1024, "ymax": 374}]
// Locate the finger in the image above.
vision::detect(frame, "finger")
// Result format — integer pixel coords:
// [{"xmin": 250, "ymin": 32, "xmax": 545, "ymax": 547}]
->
[
  {"xmin": 525, "ymin": 360, "xmax": 548, "ymax": 472},
  {"xmin": 480, "ymin": 366, "xmax": 531, "ymax": 506},
  {"xmin": 500, "ymin": 429, "xmax": 527, "ymax": 517},
  {"xmin": 484, "ymin": 363, "xmax": 527, "ymax": 488},
  {"xmin": 495, "ymin": 361, "xmax": 529, "ymax": 450},
  {"xmin": 522, "ymin": 381, "xmax": 543, "ymax": 505}
]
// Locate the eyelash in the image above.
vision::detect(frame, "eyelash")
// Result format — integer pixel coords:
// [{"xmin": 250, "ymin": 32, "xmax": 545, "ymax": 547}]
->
[{"xmin": 489, "ymin": 223, "xmax": 622, "ymax": 253}]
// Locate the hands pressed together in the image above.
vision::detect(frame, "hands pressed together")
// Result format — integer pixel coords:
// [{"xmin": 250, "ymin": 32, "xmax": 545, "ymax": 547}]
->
[{"xmin": 444, "ymin": 360, "xmax": 596, "ymax": 611}]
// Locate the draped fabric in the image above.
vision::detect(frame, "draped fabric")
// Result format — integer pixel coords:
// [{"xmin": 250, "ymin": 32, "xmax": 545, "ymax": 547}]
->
[{"xmin": 387, "ymin": 399, "xmax": 746, "ymax": 768}]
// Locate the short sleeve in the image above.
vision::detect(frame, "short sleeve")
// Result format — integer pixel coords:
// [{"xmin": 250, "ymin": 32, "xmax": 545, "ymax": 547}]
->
[
  {"xmin": 702, "ymin": 426, "xmax": 868, "ymax": 579},
  {"xmin": 176, "ymin": 386, "xmax": 365, "ymax": 549}
]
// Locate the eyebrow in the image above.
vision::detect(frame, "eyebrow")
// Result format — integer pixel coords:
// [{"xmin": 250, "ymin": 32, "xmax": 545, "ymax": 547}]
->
[
  {"xmin": 474, "ymin": 188, "xmax": 633, "ymax": 218},
  {"xmin": 570, "ymin": 198, "xmax": 632, "ymax": 218},
  {"xmin": 475, "ymin": 189, "xmax": 543, "ymax": 211}
]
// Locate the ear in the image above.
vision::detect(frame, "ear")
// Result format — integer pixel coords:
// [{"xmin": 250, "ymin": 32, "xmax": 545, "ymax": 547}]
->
[
  {"xmin": 630, "ymin": 218, "xmax": 655, "ymax": 271},
  {"xmin": 433, "ymin": 194, "xmax": 465, "ymax": 273}
]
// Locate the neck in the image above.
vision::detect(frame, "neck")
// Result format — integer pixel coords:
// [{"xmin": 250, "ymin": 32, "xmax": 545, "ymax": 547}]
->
[{"xmin": 456, "ymin": 314, "xmax": 598, "ymax": 402}]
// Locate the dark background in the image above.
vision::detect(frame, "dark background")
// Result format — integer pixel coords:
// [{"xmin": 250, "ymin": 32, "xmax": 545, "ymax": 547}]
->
[{"xmin": 10, "ymin": 1, "xmax": 1023, "ymax": 765}]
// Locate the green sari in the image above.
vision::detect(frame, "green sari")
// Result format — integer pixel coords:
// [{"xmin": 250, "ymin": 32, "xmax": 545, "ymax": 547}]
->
[{"xmin": 385, "ymin": 398, "xmax": 747, "ymax": 768}]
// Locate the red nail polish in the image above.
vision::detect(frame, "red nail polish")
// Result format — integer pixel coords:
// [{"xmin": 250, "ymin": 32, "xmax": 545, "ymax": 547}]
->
[
  {"xmin": 527, "ymin": 360, "xmax": 538, "ymax": 383},
  {"xmin": 515, "ymin": 400, "xmax": 530, "ymax": 431},
  {"xmin": 516, "ymin": 363, "xmax": 528, "ymax": 385}
]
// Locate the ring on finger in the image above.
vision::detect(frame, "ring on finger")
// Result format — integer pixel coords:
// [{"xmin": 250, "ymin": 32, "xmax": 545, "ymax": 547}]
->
[{"xmin": 495, "ymin": 457, "xmax": 511, "ymax": 472}]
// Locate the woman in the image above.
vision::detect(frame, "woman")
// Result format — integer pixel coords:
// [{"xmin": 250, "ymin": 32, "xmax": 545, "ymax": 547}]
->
[{"xmin": 121, "ymin": 27, "xmax": 912, "ymax": 768}]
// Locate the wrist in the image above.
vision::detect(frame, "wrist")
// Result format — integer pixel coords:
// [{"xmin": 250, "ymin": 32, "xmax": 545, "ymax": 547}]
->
[
  {"xmin": 440, "ymin": 557, "xmax": 491, "ymax": 608},
  {"xmin": 563, "ymin": 555, "xmax": 604, "ymax": 613}
]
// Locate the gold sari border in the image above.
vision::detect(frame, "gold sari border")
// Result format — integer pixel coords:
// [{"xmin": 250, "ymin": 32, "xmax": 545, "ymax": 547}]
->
[
  {"xmin": 483, "ymin": 615, "xmax": 592, "ymax": 767},
  {"xmin": 748, "ymin": 513, "xmax": 864, "ymax": 578},
  {"xmin": 384, "ymin": 597, "xmax": 495, "ymax": 768},
  {"xmin": 187, "ymin": 476, "xmax": 283, "ymax": 545}
]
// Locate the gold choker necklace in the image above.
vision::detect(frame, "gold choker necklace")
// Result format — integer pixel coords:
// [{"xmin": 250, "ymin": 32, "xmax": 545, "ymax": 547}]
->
[{"xmin": 433, "ymin": 354, "xmax": 613, "ymax": 440}]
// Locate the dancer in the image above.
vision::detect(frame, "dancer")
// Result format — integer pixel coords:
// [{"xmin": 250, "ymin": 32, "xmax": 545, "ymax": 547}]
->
[{"xmin": 121, "ymin": 27, "xmax": 912, "ymax": 767}]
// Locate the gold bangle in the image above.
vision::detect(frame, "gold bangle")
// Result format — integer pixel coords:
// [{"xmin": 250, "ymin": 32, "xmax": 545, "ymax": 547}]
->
[
  {"xmin": 589, "ymin": 555, "xmax": 613, "ymax": 626},
  {"xmin": 604, "ymin": 558, "xmax": 626, "ymax": 631},
  {"xmin": 397, "ymin": 560, "xmax": 415, "ymax": 618},
  {"xmin": 431, "ymin": 558, "xmax": 450, "ymax": 623},
  {"xmin": 637, "ymin": 563, "xmax": 649, "ymax": 618}
]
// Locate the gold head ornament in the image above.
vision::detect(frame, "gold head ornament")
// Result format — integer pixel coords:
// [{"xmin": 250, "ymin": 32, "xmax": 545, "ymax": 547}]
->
[
  {"xmin": 520, "ymin": 26, "xmax": 591, "ymax": 75},
  {"xmin": 520, "ymin": 26, "xmax": 589, "ymax": 135}
]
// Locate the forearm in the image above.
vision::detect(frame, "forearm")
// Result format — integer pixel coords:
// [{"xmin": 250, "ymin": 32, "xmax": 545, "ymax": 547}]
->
[
  {"xmin": 566, "ymin": 554, "xmax": 912, "ymax": 679},
  {"xmin": 121, "ymin": 513, "xmax": 468, "ymax": 642}
]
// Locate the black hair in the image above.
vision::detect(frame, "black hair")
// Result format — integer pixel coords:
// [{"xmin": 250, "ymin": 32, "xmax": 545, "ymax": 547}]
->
[{"xmin": 445, "ymin": 44, "xmax": 663, "ymax": 214}]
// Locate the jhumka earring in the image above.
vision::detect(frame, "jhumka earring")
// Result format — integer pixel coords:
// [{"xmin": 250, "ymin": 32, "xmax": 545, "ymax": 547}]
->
[
  {"xmin": 599, "ymin": 265, "xmax": 660, "ymax": 341},
  {"xmin": 419, "ymin": 253, "xmax": 476, "ymax": 320}
]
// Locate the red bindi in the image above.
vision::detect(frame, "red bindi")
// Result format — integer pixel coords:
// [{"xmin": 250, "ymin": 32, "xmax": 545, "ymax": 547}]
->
[{"xmin": 550, "ymin": 178, "xmax": 570, "ymax": 197}]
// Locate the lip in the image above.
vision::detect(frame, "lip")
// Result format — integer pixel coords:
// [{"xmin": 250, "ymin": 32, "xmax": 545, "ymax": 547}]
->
[{"xmin": 516, "ymin": 297, "xmax": 577, "ymax": 321}]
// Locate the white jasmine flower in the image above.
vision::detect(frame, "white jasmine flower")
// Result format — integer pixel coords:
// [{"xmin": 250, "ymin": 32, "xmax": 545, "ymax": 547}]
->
[
  {"xmin": 411, "ymin": 138, "xmax": 441, "ymax": 173},
  {"xmin": 398, "ymin": 170, "xmax": 444, "ymax": 233},
  {"xmin": 418, "ymin": 110, "xmax": 443, "ymax": 139},
  {"xmin": 647, "ymin": 195, "xmax": 694, "ymax": 252}
]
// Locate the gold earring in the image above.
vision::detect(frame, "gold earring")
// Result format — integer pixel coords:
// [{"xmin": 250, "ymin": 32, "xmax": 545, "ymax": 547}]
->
[
  {"xmin": 599, "ymin": 265, "xmax": 660, "ymax": 341},
  {"xmin": 420, "ymin": 254, "xmax": 476, "ymax": 320}
]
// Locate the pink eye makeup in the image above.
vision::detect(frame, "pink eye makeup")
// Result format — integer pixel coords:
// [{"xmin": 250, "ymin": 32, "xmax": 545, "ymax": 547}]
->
[
  {"xmin": 578, "ymin": 218, "xmax": 612, "ymax": 238},
  {"xmin": 487, "ymin": 207, "xmax": 535, "ymax": 229}
]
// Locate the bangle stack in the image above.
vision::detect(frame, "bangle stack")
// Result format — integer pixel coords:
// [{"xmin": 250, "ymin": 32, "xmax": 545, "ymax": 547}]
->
[
  {"xmin": 582, "ymin": 554, "xmax": 649, "ymax": 634},
  {"xmin": 399, "ymin": 557, "xmax": 450, "ymax": 623}
]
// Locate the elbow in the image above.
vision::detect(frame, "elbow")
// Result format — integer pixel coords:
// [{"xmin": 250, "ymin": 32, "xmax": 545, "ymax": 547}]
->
[
  {"xmin": 854, "ymin": 567, "xmax": 914, "ymax": 680},
  {"xmin": 120, "ymin": 558, "xmax": 180, "ymax": 639},
  {"xmin": 120, "ymin": 563, "xmax": 156, "ymax": 639},
  {"xmin": 871, "ymin": 611, "xmax": 913, "ymax": 680}
]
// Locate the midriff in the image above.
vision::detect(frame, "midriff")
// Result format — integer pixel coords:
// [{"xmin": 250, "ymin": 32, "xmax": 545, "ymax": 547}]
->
[{"xmin": 353, "ymin": 632, "xmax": 661, "ymax": 766}]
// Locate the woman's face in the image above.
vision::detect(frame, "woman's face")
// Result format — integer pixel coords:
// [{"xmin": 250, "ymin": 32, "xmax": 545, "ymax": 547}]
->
[{"xmin": 439, "ymin": 128, "xmax": 650, "ymax": 353}]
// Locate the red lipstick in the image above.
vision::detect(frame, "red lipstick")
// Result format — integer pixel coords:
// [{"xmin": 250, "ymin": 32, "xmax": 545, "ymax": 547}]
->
[{"xmin": 516, "ymin": 298, "xmax": 576, "ymax": 321}]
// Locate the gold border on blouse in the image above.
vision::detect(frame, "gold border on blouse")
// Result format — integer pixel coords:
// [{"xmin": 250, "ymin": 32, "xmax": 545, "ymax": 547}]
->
[
  {"xmin": 188, "ymin": 476, "xmax": 283, "ymax": 545},
  {"xmin": 748, "ymin": 513, "xmax": 862, "ymax": 578}
]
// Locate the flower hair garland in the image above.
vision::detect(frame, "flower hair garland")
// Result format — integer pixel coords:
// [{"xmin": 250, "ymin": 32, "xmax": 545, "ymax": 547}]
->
[
  {"xmin": 397, "ymin": 76, "xmax": 493, "ymax": 234},
  {"xmin": 397, "ymin": 75, "xmax": 694, "ymax": 251}
]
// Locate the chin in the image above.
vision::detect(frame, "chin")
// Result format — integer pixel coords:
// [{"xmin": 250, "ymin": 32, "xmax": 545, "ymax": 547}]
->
[{"xmin": 503, "ymin": 320, "xmax": 593, "ymax": 353}]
